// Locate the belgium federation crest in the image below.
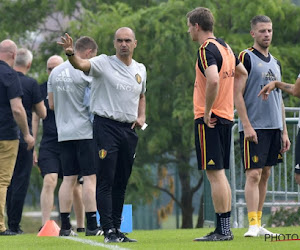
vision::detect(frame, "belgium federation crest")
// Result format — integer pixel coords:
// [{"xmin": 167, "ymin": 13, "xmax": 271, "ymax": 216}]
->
[
  {"xmin": 99, "ymin": 149, "xmax": 107, "ymax": 159},
  {"xmin": 252, "ymin": 155, "xmax": 259, "ymax": 163},
  {"xmin": 135, "ymin": 73, "xmax": 142, "ymax": 84}
]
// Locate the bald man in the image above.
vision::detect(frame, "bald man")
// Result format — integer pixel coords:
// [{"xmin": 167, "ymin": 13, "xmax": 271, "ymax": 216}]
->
[
  {"xmin": 59, "ymin": 27, "xmax": 146, "ymax": 243},
  {"xmin": 0, "ymin": 40, "xmax": 34, "ymax": 236}
]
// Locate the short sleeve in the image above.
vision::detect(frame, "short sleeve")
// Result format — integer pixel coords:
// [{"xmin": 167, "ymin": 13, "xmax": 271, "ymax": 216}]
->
[
  {"xmin": 31, "ymin": 79, "xmax": 43, "ymax": 104},
  {"xmin": 6, "ymin": 72, "xmax": 23, "ymax": 100},
  {"xmin": 47, "ymin": 72, "xmax": 54, "ymax": 93},
  {"xmin": 89, "ymin": 54, "xmax": 106, "ymax": 78}
]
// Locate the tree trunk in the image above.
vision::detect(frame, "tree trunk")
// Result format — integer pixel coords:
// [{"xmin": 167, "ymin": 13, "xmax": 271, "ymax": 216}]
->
[
  {"xmin": 196, "ymin": 192, "xmax": 204, "ymax": 228},
  {"xmin": 178, "ymin": 166, "xmax": 194, "ymax": 228}
]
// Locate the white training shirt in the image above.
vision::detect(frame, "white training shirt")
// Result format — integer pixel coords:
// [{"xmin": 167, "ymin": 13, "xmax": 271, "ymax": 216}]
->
[
  {"xmin": 48, "ymin": 60, "xmax": 93, "ymax": 141},
  {"xmin": 89, "ymin": 54, "xmax": 147, "ymax": 123}
]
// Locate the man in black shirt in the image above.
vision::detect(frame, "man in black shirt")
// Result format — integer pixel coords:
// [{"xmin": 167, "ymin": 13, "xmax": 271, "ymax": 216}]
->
[
  {"xmin": 0, "ymin": 40, "xmax": 34, "ymax": 236},
  {"xmin": 6, "ymin": 48, "xmax": 46, "ymax": 234}
]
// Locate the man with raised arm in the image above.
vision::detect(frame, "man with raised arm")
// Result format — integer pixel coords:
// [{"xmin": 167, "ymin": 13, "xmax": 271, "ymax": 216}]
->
[{"xmin": 58, "ymin": 27, "xmax": 146, "ymax": 243}]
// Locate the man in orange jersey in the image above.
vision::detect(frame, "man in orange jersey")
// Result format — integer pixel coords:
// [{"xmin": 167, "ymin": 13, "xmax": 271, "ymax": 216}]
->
[
  {"xmin": 186, "ymin": 7, "xmax": 248, "ymax": 241},
  {"xmin": 235, "ymin": 15, "xmax": 290, "ymax": 237}
]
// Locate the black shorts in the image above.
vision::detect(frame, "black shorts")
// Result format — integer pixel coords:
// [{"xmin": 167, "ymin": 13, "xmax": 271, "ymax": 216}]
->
[
  {"xmin": 240, "ymin": 129, "xmax": 282, "ymax": 170},
  {"xmin": 295, "ymin": 129, "xmax": 300, "ymax": 175},
  {"xmin": 59, "ymin": 139, "xmax": 96, "ymax": 176},
  {"xmin": 38, "ymin": 145, "xmax": 63, "ymax": 178},
  {"xmin": 194, "ymin": 119, "xmax": 233, "ymax": 170}
]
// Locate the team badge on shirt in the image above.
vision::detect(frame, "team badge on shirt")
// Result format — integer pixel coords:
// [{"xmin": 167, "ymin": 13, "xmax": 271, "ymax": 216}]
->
[
  {"xmin": 135, "ymin": 73, "xmax": 142, "ymax": 84},
  {"xmin": 99, "ymin": 149, "xmax": 107, "ymax": 159}
]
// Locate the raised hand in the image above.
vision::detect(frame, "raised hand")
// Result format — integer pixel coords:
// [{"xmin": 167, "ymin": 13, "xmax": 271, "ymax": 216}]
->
[{"xmin": 57, "ymin": 33, "xmax": 74, "ymax": 55}]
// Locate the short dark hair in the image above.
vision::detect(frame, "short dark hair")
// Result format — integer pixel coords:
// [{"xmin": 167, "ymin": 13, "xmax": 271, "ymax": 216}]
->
[
  {"xmin": 186, "ymin": 7, "xmax": 214, "ymax": 32},
  {"xmin": 251, "ymin": 15, "xmax": 272, "ymax": 29},
  {"xmin": 75, "ymin": 36, "xmax": 98, "ymax": 53}
]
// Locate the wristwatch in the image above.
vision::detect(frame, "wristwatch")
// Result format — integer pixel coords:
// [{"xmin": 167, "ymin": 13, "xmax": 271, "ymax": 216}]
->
[{"xmin": 66, "ymin": 52, "xmax": 74, "ymax": 57}]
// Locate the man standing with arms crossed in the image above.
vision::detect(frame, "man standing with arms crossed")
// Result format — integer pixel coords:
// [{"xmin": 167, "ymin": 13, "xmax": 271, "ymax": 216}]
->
[
  {"xmin": 58, "ymin": 27, "xmax": 146, "ymax": 243},
  {"xmin": 186, "ymin": 7, "xmax": 248, "ymax": 241},
  {"xmin": 0, "ymin": 39, "xmax": 34, "ymax": 235},
  {"xmin": 235, "ymin": 15, "xmax": 290, "ymax": 237},
  {"xmin": 48, "ymin": 37, "xmax": 100, "ymax": 236},
  {"xmin": 32, "ymin": 55, "xmax": 85, "ymax": 232},
  {"xmin": 6, "ymin": 48, "xmax": 46, "ymax": 234}
]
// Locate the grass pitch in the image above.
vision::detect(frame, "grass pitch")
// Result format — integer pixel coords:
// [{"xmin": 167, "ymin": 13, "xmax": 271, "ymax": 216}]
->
[{"xmin": 1, "ymin": 227, "xmax": 300, "ymax": 250}]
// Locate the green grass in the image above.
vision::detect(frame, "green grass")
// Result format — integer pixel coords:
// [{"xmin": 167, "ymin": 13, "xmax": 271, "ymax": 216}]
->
[{"xmin": 1, "ymin": 227, "xmax": 300, "ymax": 250}]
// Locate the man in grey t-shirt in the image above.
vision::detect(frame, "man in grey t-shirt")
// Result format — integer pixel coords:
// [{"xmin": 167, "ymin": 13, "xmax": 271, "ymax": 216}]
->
[
  {"xmin": 58, "ymin": 27, "xmax": 146, "ymax": 243},
  {"xmin": 48, "ymin": 36, "xmax": 101, "ymax": 237}
]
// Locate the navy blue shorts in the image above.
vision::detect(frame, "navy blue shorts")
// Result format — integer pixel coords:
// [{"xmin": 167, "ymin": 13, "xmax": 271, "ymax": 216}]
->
[
  {"xmin": 38, "ymin": 145, "xmax": 63, "ymax": 178},
  {"xmin": 59, "ymin": 139, "xmax": 96, "ymax": 176},
  {"xmin": 240, "ymin": 129, "xmax": 282, "ymax": 170},
  {"xmin": 194, "ymin": 119, "xmax": 232, "ymax": 170},
  {"xmin": 295, "ymin": 129, "xmax": 300, "ymax": 175}
]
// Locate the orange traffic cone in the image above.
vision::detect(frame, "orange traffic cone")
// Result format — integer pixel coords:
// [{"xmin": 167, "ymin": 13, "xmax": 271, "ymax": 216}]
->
[{"xmin": 37, "ymin": 220, "xmax": 60, "ymax": 236}]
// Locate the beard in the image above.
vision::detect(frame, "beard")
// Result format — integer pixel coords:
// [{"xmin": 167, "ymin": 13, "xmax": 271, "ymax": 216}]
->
[{"xmin": 257, "ymin": 40, "xmax": 271, "ymax": 49}]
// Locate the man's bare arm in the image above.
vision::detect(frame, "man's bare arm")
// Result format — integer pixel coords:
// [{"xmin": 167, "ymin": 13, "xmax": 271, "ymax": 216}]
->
[
  {"xmin": 204, "ymin": 65, "xmax": 219, "ymax": 128},
  {"xmin": 234, "ymin": 62, "xmax": 258, "ymax": 143},
  {"xmin": 258, "ymin": 78, "xmax": 300, "ymax": 99},
  {"xmin": 281, "ymin": 100, "xmax": 290, "ymax": 153},
  {"xmin": 10, "ymin": 97, "xmax": 35, "ymax": 149},
  {"xmin": 131, "ymin": 94, "xmax": 146, "ymax": 129},
  {"xmin": 48, "ymin": 92, "xmax": 54, "ymax": 110},
  {"xmin": 32, "ymin": 112, "xmax": 40, "ymax": 165},
  {"xmin": 33, "ymin": 101, "xmax": 47, "ymax": 119}
]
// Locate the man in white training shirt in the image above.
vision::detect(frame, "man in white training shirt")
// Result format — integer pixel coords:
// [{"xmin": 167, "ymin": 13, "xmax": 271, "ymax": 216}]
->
[{"xmin": 58, "ymin": 27, "xmax": 146, "ymax": 243}]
